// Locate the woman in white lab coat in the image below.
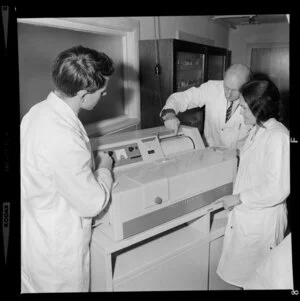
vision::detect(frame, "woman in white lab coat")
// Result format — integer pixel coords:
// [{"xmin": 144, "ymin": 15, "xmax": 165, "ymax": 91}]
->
[
  {"xmin": 21, "ymin": 46, "xmax": 115, "ymax": 292},
  {"xmin": 216, "ymin": 79, "xmax": 290, "ymax": 288}
]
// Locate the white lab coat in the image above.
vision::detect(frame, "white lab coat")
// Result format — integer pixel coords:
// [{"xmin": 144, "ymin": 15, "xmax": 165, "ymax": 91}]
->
[
  {"xmin": 21, "ymin": 92, "xmax": 113, "ymax": 293},
  {"xmin": 217, "ymin": 118, "xmax": 290, "ymax": 287},
  {"xmin": 243, "ymin": 233, "xmax": 294, "ymax": 290},
  {"xmin": 162, "ymin": 81, "xmax": 252, "ymax": 149}
]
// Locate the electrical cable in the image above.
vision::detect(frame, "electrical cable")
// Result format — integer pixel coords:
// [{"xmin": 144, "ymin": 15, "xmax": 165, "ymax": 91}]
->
[{"xmin": 154, "ymin": 16, "xmax": 164, "ymax": 111}]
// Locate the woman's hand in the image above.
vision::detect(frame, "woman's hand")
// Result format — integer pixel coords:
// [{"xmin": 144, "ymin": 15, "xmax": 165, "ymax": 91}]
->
[{"xmin": 221, "ymin": 194, "xmax": 241, "ymax": 211}]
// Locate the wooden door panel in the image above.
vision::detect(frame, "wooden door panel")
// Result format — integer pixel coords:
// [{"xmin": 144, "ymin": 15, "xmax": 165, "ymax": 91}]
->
[
  {"xmin": 250, "ymin": 46, "xmax": 289, "ymax": 129},
  {"xmin": 251, "ymin": 47, "xmax": 289, "ymax": 92}
]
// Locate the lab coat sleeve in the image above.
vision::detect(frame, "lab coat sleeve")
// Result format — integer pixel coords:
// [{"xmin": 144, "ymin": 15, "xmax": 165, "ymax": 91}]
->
[
  {"xmin": 94, "ymin": 167, "xmax": 112, "ymax": 200},
  {"xmin": 161, "ymin": 83, "xmax": 209, "ymax": 114},
  {"xmin": 45, "ymin": 130, "xmax": 113, "ymax": 218},
  {"xmin": 240, "ymin": 131, "xmax": 290, "ymax": 208}
]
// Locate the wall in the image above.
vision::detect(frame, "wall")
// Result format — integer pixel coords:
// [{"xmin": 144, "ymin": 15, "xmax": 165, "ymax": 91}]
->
[
  {"xmin": 130, "ymin": 16, "xmax": 229, "ymax": 48},
  {"xmin": 228, "ymin": 23, "xmax": 289, "ymax": 65},
  {"xmin": 18, "ymin": 23, "xmax": 125, "ymax": 124},
  {"xmin": 229, "ymin": 22, "xmax": 290, "ymax": 130}
]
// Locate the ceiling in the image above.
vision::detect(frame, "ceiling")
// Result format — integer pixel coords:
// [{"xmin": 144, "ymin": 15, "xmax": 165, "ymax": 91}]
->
[{"xmin": 211, "ymin": 14, "xmax": 288, "ymax": 29}]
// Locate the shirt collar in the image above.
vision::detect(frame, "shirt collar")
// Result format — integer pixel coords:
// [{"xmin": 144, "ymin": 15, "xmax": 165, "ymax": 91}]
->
[
  {"xmin": 250, "ymin": 118, "xmax": 277, "ymax": 139},
  {"xmin": 261, "ymin": 118, "xmax": 277, "ymax": 129},
  {"xmin": 46, "ymin": 91, "xmax": 89, "ymax": 139}
]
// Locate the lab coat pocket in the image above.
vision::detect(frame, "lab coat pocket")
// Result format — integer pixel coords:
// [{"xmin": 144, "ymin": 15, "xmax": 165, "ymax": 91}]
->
[
  {"xmin": 220, "ymin": 124, "xmax": 240, "ymax": 148},
  {"xmin": 236, "ymin": 208, "xmax": 265, "ymax": 241}
]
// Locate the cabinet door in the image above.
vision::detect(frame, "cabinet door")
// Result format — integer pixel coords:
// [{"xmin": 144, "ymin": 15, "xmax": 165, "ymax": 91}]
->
[
  {"xmin": 175, "ymin": 51, "xmax": 206, "ymax": 92},
  {"xmin": 114, "ymin": 240, "xmax": 209, "ymax": 291},
  {"xmin": 139, "ymin": 40, "xmax": 174, "ymax": 129},
  {"xmin": 209, "ymin": 236, "xmax": 241, "ymax": 290},
  {"xmin": 206, "ymin": 45, "xmax": 228, "ymax": 80},
  {"xmin": 173, "ymin": 41, "xmax": 207, "ymax": 134}
]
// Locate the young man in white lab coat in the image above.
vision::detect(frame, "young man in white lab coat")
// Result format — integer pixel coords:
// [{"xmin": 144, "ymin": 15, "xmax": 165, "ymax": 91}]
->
[
  {"xmin": 160, "ymin": 64, "xmax": 252, "ymax": 150},
  {"xmin": 21, "ymin": 46, "xmax": 115, "ymax": 293},
  {"xmin": 217, "ymin": 79, "xmax": 290, "ymax": 289}
]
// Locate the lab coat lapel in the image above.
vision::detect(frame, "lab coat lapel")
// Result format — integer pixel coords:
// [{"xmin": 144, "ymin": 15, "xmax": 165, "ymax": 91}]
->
[
  {"xmin": 47, "ymin": 92, "xmax": 79, "ymax": 129},
  {"xmin": 75, "ymin": 120, "xmax": 94, "ymax": 170},
  {"xmin": 47, "ymin": 92, "xmax": 90, "ymax": 142},
  {"xmin": 223, "ymin": 102, "xmax": 240, "ymax": 128},
  {"xmin": 242, "ymin": 121, "xmax": 272, "ymax": 155},
  {"xmin": 219, "ymin": 96, "xmax": 228, "ymax": 129}
]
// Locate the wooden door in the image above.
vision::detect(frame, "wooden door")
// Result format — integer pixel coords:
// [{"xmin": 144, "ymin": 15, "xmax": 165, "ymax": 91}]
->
[
  {"xmin": 249, "ymin": 43, "xmax": 291, "ymax": 234},
  {"xmin": 249, "ymin": 43, "xmax": 289, "ymax": 128},
  {"xmin": 139, "ymin": 39, "xmax": 174, "ymax": 129}
]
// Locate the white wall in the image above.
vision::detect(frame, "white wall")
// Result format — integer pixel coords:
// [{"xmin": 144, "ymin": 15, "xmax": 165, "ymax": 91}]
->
[
  {"xmin": 228, "ymin": 23, "xmax": 289, "ymax": 65},
  {"xmin": 131, "ymin": 16, "xmax": 289, "ymax": 65},
  {"xmin": 130, "ymin": 16, "xmax": 229, "ymax": 48},
  {"xmin": 18, "ymin": 23, "xmax": 125, "ymax": 123}
]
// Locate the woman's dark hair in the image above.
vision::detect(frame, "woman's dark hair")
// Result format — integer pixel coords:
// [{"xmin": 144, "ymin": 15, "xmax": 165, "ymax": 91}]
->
[
  {"xmin": 52, "ymin": 45, "xmax": 114, "ymax": 97},
  {"xmin": 240, "ymin": 79, "xmax": 281, "ymax": 127}
]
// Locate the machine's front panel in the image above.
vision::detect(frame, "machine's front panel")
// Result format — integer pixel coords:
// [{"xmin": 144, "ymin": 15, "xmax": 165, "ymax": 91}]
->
[
  {"xmin": 90, "ymin": 126, "xmax": 239, "ymax": 292},
  {"xmin": 122, "ymin": 182, "xmax": 233, "ymax": 239},
  {"xmin": 93, "ymin": 126, "xmax": 237, "ymax": 242}
]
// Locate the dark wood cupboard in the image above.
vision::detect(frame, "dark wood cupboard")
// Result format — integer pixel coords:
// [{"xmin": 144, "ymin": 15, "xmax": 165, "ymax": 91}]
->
[{"xmin": 139, "ymin": 39, "xmax": 231, "ymax": 133}]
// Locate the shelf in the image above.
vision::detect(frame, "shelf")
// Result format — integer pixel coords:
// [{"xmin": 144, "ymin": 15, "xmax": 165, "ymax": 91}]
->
[
  {"xmin": 113, "ymin": 223, "xmax": 207, "ymax": 282},
  {"xmin": 177, "ymin": 66, "xmax": 203, "ymax": 71},
  {"xmin": 114, "ymin": 237, "xmax": 209, "ymax": 291}
]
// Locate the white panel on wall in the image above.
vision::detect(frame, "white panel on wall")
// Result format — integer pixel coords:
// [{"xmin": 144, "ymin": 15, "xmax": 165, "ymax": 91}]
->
[
  {"xmin": 18, "ymin": 23, "xmax": 125, "ymax": 124},
  {"xmin": 176, "ymin": 30, "xmax": 214, "ymax": 46},
  {"xmin": 131, "ymin": 16, "xmax": 229, "ymax": 49},
  {"xmin": 18, "ymin": 17, "xmax": 141, "ymax": 136},
  {"xmin": 228, "ymin": 23, "xmax": 289, "ymax": 65}
]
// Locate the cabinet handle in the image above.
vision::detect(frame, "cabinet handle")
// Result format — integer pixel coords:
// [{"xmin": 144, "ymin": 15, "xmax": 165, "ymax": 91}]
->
[{"xmin": 154, "ymin": 197, "xmax": 163, "ymax": 205}]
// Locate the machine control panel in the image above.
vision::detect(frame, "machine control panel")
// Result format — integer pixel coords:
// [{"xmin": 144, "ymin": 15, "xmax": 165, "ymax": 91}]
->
[{"xmin": 97, "ymin": 143, "xmax": 143, "ymax": 168}]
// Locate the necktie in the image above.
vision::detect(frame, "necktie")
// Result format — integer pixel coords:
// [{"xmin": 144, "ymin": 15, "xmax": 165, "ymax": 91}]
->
[{"xmin": 225, "ymin": 101, "xmax": 233, "ymax": 123}]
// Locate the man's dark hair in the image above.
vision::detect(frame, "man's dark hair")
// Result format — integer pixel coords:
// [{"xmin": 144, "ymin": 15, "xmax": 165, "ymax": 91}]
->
[{"xmin": 52, "ymin": 45, "xmax": 114, "ymax": 97}]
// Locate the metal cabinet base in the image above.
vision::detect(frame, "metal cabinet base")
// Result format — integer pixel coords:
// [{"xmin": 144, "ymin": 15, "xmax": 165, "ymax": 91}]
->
[
  {"xmin": 91, "ymin": 207, "xmax": 239, "ymax": 291},
  {"xmin": 209, "ymin": 236, "xmax": 241, "ymax": 290},
  {"xmin": 114, "ymin": 239, "xmax": 209, "ymax": 291}
]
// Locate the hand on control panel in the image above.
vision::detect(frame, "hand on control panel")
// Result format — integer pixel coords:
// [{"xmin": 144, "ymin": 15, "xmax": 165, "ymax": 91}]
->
[{"xmin": 95, "ymin": 151, "xmax": 114, "ymax": 171}]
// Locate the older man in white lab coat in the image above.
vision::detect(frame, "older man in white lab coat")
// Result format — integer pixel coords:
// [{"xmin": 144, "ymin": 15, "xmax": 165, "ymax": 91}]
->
[
  {"xmin": 160, "ymin": 64, "xmax": 252, "ymax": 150},
  {"xmin": 21, "ymin": 46, "xmax": 115, "ymax": 292},
  {"xmin": 216, "ymin": 79, "xmax": 290, "ymax": 288}
]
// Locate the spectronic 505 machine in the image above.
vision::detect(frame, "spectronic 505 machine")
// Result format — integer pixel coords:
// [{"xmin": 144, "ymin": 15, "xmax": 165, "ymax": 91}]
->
[{"xmin": 90, "ymin": 125, "xmax": 238, "ymax": 291}]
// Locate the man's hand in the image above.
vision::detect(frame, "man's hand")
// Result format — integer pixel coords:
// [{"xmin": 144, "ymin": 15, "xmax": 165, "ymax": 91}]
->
[
  {"xmin": 95, "ymin": 151, "xmax": 113, "ymax": 171},
  {"xmin": 220, "ymin": 194, "xmax": 241, "ymax": 211},
  {"xmin": 164, "ymin": 114, "xmax": 180, "ymax": 135}
]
